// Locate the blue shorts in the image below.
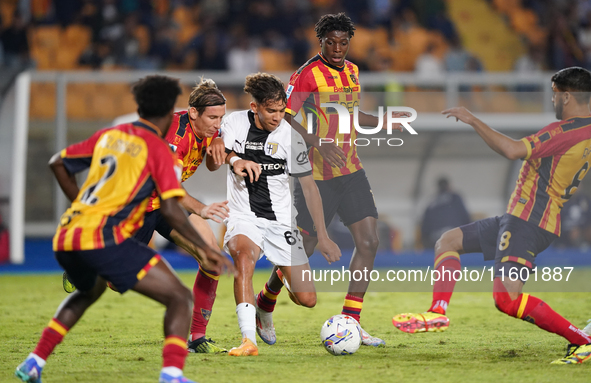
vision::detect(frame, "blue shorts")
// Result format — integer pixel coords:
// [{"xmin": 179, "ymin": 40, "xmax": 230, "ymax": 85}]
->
[
  {"xmin": 460, "ymin": 213, "xmax": 558, "ymax": 280},
  {"xmin": 294, "ymin": 169, "xmax": 378, "ymax": 236},
  {"xmin": 55, "ymin": 238, "xmax": 160, "ymax": 293},
  {"xmin": 134, "ymin": 210, "xmax": 174, "ymax": 245}
]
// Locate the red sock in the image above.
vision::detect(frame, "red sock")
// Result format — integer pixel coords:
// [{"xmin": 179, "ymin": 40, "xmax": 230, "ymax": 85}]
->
[
  {"xmin": 190, "ymin": 266, "xmax": 219, "ymax": 340},
  {"xmin": 493, "ymin": 278, "xmax": 591, "ymax": 345},
  {"xmin": 429, "ymin": 251, "xmax": 461, "ymax": 314},
  {"xmin": 163, "ymin": 336, "xmax": 188, "ymax": 370},
  {"xmin": 33, "ymin": 318, "xmax": 69, "ymax": 360},
  {"xmin": 342, "ymin": 294, "xmax": 363, "ymax": 323},
  {"xmin": 256, "ymin": 283, "xmax": 280, "ymax": 313}
]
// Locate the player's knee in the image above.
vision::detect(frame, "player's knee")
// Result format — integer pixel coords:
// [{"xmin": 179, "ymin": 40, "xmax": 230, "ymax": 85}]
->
[
  {"xmin": 434, "ymin": 229, "xmax": 461, "ymax": 255},
  {"xmin": 357, "ymin": 234, "xmax": 379, "ymax": 255},
  {"xmin": 296, "ymin": 292, "xmax": 317, "ymax": 308}
]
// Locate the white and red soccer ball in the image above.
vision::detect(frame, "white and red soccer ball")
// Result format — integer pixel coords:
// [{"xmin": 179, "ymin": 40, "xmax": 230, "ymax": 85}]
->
[{"xmin": 320, "ymin": 314, "xmax": 362, "ymax": 355}]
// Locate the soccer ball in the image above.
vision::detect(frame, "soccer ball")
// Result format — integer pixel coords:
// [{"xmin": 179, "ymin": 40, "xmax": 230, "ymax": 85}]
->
[{"xmin": 320, "ymin": 314, "xmax": 362, "ymax": 355}]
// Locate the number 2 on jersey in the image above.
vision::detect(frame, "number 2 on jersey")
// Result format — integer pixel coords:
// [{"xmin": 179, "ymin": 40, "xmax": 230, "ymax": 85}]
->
[{"xmin": 80, "ymin": 155, "xmax": 117, "ymax": 205}]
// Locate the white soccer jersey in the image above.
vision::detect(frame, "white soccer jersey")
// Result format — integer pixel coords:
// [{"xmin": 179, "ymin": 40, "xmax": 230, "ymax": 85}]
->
[{"xmin": 222, "ymin": 110, "xmax": 312, "ymax": 225}]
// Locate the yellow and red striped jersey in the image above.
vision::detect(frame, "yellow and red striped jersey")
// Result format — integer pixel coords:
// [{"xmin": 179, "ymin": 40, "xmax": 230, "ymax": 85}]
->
[
  {"xmin": 53, "ymin": 119, "xmax": 185, "ymax": 251},
  {"xmin": 147, "ymin": 111, "xmax": 218, "ymax": 211},
  {"xmin": 507, "ymin": 116, "xmax": 591, "ymax": 235},
  {"xmin": 286, "ymin": 53, "xmax": 362, "ymax": 180}
]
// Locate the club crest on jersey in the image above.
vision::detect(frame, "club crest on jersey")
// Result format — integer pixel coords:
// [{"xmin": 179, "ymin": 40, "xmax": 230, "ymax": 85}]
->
[
  {"xmin": 265, "ymin": 142, "xmax": 279, "ymax": 155},
  {"xmin": 349, "ymin": 73, "xmax": 358, "ymax": 85}
]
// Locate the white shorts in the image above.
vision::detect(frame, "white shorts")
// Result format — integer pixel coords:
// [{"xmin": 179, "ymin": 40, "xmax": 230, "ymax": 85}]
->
[{"xmin": 223, "ymin": 215, "xmax": 309, "ymax": 267}]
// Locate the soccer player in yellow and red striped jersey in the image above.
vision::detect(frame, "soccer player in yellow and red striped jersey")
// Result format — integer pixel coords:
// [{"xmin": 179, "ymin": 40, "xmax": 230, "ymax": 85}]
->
[
  {"xmin": 134, "ymin": 78, "xmax": 230, "ymax": 354},
  {"xmin": 255, "ymin": 13, "xmax": 395, "ymax": 348},
  {"xmin": 393, "ymin": 67, "xmax": 591, "ymax": 365},
  {"xmin": 62, "ymin": 78, "xmax": 230, "ymax": 354},
  {"xmin": 15, "ymin": 75, "xmax": 233, "ymax": 383}
]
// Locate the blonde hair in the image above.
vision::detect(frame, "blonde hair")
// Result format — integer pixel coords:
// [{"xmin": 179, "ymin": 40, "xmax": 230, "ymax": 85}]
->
[{"xmin": 188, "ymin": 77, "xmax": 226, "ymax": 115}]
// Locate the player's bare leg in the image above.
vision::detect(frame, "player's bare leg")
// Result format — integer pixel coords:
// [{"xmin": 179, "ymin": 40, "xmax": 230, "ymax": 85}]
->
[
  {"xmin": 276, "ymin": 263, "xmax": 317, "ymax": 308},
  {"xmin": 226, "ymin": 234, "xmax": 260, "ymax": 356},
  {"xmin": 169, "ymin": 214, "xmax": 226, "ymax": 353},
  {"xmin": 132, "ymin": 258, "xmax": 196, "ymax": 382},
  {"xmin": 15, "ymin": 278, "xmax": 108, "ymax": 382},
  {"xmin": 392, "ymin": 228, "xmax": 464, "ymax": 334}
]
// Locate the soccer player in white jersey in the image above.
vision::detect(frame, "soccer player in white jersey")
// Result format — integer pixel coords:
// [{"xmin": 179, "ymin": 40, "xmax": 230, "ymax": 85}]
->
[{"xmin": 219, "ymin": 73, "xmax": 341, "ymax": 356}]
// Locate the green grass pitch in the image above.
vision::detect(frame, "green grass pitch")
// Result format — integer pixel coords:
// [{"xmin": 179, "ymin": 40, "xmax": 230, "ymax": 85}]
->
[{"xmin": 1, "ymin": 270, "xmax": 590, "ymax": 382}]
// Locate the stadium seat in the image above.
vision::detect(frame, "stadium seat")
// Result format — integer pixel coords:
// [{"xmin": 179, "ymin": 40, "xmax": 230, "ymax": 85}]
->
[
  {"xmin": 29, "ymin": 82, "xmax": 56, "ymax": 119},
  {"xmin": 259, "ymin": 48, "xmax": 293, "ymax": 72}
]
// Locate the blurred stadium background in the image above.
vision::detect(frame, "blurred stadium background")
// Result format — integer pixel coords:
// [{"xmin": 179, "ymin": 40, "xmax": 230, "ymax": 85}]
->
[{"xmin": 1, "ymin": 0, "xmax": 591, "ymax": 268}]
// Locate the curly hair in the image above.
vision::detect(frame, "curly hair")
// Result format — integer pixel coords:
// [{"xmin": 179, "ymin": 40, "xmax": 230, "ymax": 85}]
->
[
  {"xmin": 244, "ymin": 72, "xmax": 287, "ymax": 106},
  {"xmin": 132, "ymin": 75, "xmax": 182, "ymax": 119},
  {"xmin": 314, "ymin": 12, "xmax": 356, "ymax": 39},
  {"xmin": 188, "ymin": 77, "xmax": 226, "ymax": 115}
]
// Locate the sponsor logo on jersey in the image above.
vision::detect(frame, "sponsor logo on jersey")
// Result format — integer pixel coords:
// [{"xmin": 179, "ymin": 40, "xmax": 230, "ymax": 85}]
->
[
  {"xmin": 261, "ymin": 163, "xmax": 286, "ymax": 171},
  {"xmin": 246, "ymin": 141, "xmax": 265, "ymax": 150},
  {"xmin": 286, "ymin": 85, "xmax": 294, "ymax": 100},
  {"xmin": 296, "ymin": 151, "xmax": 309, "ymax": 165}
]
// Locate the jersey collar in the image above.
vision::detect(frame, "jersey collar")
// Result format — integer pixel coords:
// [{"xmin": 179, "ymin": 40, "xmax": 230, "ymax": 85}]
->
[
  {"xmin": 318, "ymin": 53, "xmax": 346, "ymax": 72},
  {"xmin": 187, "ymin": 115, "xmax": 204, "ymax": 143},
  {"xmin": 135, "ymin": 118, "xmax": 162, "ymax": 136}
]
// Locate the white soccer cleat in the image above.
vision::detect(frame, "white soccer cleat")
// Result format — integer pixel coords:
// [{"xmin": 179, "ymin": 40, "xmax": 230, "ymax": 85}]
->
[
  {"xmin": 255, "ymin": 300, "xmax": 276, "ymax": 345},
  {"xmin": 360, "ymin": 326, "xmax": 386, "ymax": 347}
]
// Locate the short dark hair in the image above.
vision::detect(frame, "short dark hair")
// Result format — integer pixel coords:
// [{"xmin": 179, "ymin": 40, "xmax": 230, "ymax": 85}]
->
[
  {"xmin": 315, "ymin": 13, "xmax": 356, "ymax": 39},
  {"xmin": 188, "ymin": 77, "xmax": 226, "ymax": 116},
  {"xmin": 551, "ymin": 67, "xmax": 591, "ymax": 104},
  {"xmin": 244, "ymin": 73, "xmax": 287, "ymax": 106},
  {"xmin": 132, "ymin": 75, "xmax": 182, "ymax": 119}
]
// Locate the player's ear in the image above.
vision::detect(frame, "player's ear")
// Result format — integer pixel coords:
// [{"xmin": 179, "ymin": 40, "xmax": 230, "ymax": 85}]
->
[
  {"xmin": 563, "ymin": 92, "xmax": 570, "ymax": 105},
  {"xmin": 250, "ymin": 101, "xmax": 258, "ymax": 114},
  {"xmin": 188, "ymin": 106, "xmax": 199, "ymax": 120}
]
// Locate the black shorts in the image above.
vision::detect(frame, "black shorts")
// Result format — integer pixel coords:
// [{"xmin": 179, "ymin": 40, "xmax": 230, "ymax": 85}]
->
[
  {"xmin": 134, "ymin": 210, "xmax": 174, "ymax": 245},
  {"xmin": 294, "ymin": 169, "xmax": 378, "ymax": 237},
  {"xmin": 55, "ymin": 238, "xmax": 160, "ymax": 293},
  {"xmin": 460, "ymin": 213, "xmax": 558, "ymax": 280}
]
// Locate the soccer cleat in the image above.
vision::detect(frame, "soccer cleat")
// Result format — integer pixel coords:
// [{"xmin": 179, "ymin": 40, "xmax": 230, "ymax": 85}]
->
[
  {"xmin": 187, "ymin": 337, "xmax": 227, "ymax": 354},
  {"xmin": 359, "ymin": 326, "xmax": 386, "ymax": 347},
  {"xmin": 228, "ymin": 338, "xmax": 259, "ymax": 356},
  {"xmin": 392, "ymin": 312, "xmax": 450, "ymax": 334},
  {"xmin": 551, "ymin": 343, "xmax": 591, "ymax": 364},
  {"xmin": 62, "ymin": 271, "xmax": 76, "ymax": 293},
  {"xmin": 582, "ymin": 319, "xmax": 591, "ymax": 336},
  {"xmin": 254, "ymin": 299, "xmax": 276, "ymax": 345},
  {"xmin": 15, "ymin": 357, "xmax": 43, "ymax": 383},
  {"xmin": 158, "ymin": 372, "xmax": 197, "ymax": 383}
]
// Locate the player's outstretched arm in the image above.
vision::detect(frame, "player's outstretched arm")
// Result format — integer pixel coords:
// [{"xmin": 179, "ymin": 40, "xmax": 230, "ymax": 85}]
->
[
  {"xmin": 179, "ymin": 187, "xmax": 229, "ymax": 223},
  {"xmin": 206, "ymin": 137, "xmax": 227, "ymax": 171},
  {"xmin": 442, "ymin": 107, "xmax": 528, "ymax": 160},
  {"xmin": 284, "ymin": 113, "xmax": 346, "ymax": 168},
  {"xmin": 160, "ymin": 197, "xmax": 234, "ymax": 273},
  {"xmin": 226, "ymin": 152, "xmax": 261, "ymax": 183},
  {"xmin": 299, "ymin": 175, "xmax": 342, "ymax": 264},
  {"xmin": 49, "ymin": 152, "xmax": 79, "ymax": 202}
]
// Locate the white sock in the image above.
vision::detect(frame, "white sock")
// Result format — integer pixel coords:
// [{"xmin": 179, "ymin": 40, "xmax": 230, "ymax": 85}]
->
[
  {"xmin": 29, "ymin": 353, "xmax": 46, "ymax": 368},
  {"xmin": 236, "ymin": 302, "xmax": 257, "ymax": 345},
  {"xmin": 161, "ymin": 367, "xmax": 182, "ymax": 377}
]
